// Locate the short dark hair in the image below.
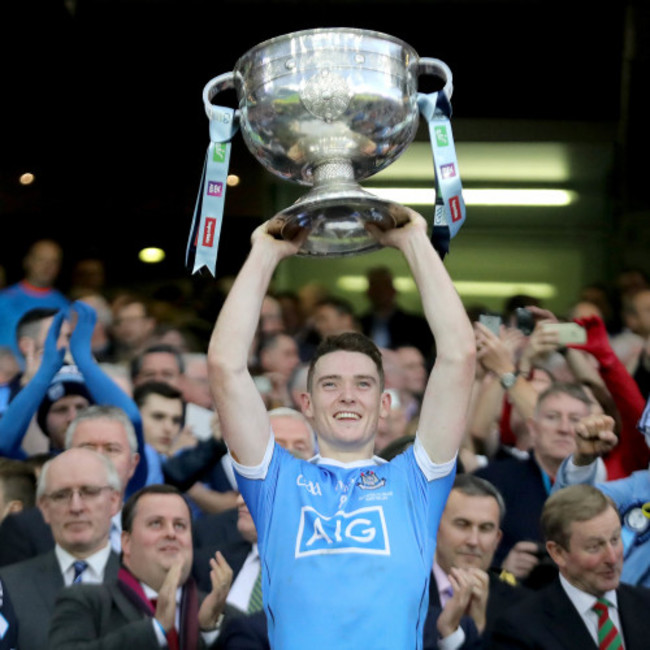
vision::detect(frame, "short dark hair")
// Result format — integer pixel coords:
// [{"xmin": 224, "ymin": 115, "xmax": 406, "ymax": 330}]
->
[
  {"xmin": 452, "ymin": 473, "xmax": 507, "ymax": 523},
  {"xmin": 541, "ymin": 484, "xmax": 617, "ymax": 550},
  {"xmin": 307, "ymin": 332, "xmax": 384, "ymax": 391},
  {"xmin": 130, "ymin": 344, "xmax": 185, "ymax": 382},
  {"xmin": 0, "ymin": 459, "xmax": 36, "ymax": 510},
  {"xmin": 314, "ymin": 296, "xmax": 356, "ymax": 317},
  {"xmin": 15, "ymin": 308, "xmax": 60, "ymax": 343},
  {"xmin": 132, "ymin": 381, "xmax": 184, "ymax": 408},
  {"xmin": 122, "ymin": 484, "xmax": 190, "ymax": 534}
]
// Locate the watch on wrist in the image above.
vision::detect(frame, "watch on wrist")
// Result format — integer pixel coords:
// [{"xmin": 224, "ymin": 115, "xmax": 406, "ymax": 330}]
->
[{"xmin": 499, "ymin": 370, "xmax": 519, "ymax": 389}]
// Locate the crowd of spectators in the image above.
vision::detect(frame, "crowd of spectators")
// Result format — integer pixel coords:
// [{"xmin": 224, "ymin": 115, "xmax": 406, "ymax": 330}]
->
[{"xmin": 1, "ymin": 236, "xmax": 650, "ymax": 648}]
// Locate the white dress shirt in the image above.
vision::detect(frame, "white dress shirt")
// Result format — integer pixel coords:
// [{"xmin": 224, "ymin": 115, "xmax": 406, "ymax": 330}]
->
[
  {"xmin": 110, "ymin": 511, "xmax": 122, "ymax": 553},
  {"xmin": 559, "ymin": 573, "xmax": 623, "ymax": 646},
  {"xmin": 226, "ymin": 543, "xmax": 260, "ymax": 612},
  {"xmin": 142, "ymin": 581, "xmax": 220, "ymax": 647},
  {"xmin": 55, "ymin": 542, "xmax": 112, "ymax": 586}
]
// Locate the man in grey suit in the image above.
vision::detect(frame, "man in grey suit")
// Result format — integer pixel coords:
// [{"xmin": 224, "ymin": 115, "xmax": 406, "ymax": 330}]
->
[
  {"xmin": 49, "ymin": 484, "xmax": 232, "ymax": 650},
  {"xmin": 0, "ymin": 447, "xmax": 122, "ymax": 649}
]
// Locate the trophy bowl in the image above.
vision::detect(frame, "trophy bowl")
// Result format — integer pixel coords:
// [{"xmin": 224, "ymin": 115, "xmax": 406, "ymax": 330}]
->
[{"xmin": 203, "ymin": 28, "xmax": 453, "ymax": 256}]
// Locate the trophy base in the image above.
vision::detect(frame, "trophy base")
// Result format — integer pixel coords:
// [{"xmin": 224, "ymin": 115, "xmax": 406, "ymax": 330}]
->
[{"xmin": 268, "ymin": 186, "xmax": 412, "ymax": 257}]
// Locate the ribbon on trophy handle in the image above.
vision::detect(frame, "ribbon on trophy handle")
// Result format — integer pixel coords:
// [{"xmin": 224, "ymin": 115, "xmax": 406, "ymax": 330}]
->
[
  {"xmin": 186, "ymin": 74, "xmax": 239, "ymax": 275},
  {"xmin": 417, "ymin": 58, "xmax": 466, "ymax": 260}
]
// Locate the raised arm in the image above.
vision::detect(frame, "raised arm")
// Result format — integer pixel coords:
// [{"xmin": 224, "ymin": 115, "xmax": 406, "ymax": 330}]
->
[
  {"xmin": 207, "ymin": 222, "xmax": 306, "ymax": 466},
  {"xmin": 367, "ymin": 210, "xmax": 476, "ymax": 463},
  {"xmin": 0, "ymin": 311, "xmax": 65, "ymax": 457}
]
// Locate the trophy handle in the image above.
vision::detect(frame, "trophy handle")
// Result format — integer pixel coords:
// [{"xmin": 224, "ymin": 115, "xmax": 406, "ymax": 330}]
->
[
  {"xmin": 417, "ymin": 58, "xmax": 454, "ymax": 100},
  {"xmin": 202, "ymin": 72, "xmax": 236, "ymax": 119}
]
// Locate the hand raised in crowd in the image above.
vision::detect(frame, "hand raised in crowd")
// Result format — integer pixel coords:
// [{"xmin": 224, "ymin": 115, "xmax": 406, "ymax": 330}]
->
[
  {"xmin": 501, "ymin": 540, "xmax": 540, "ymax": 580},
  {"xmin": 519, "ymin": 320, "xmax": 562, "ymax": 366},
  {"xmin": 68, "ymin": 300, "xmax": 97, "ymax": 366},
  {"xmin": 573, "ymin": 413, "xmax": 618, "ymax": 466},
  {"xmin": 569, "ymin": 315, "xmax": 619, "ymax": 367},
  {"xmin": 155, "ymin": 560, "xmax": 185, "ymax": 632},
  {"xmin": 22, "ymin": 309, "xmax": 68, "ymax": 386},
  {"xmin": 474, "ymin": 321, "xmax": 518, "ymax": 376},
  {"xmin": 437, "ymin": 567, "xmax": 489, "ymax": 639},
  {"xmin": 465, "ymin": 567, "xmax": 489, "ymax": 634},
  {"xmin": 198, "ymin": 551, "xmax": 233, "ymax": 631}
]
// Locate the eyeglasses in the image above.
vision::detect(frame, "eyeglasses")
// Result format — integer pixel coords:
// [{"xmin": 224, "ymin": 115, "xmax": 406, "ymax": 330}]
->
[{"xmin": 44, "ymin": 485, "xmax": 114, "ymax": 505}]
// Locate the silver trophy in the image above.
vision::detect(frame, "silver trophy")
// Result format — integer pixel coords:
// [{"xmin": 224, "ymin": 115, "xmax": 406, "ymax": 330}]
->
[{"xmin": 202, "ymin": 28, "xmax": 454, "ymax": 257}]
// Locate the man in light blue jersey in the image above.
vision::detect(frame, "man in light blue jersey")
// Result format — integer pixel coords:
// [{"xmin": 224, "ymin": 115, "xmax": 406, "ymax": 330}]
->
[{"xmin": 207, "ymin": 209, "xmax": 476, "ymax": 649}]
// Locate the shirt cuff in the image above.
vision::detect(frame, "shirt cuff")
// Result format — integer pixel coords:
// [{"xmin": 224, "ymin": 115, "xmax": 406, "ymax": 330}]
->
[
  {"xmin": 230, "ymin": 430, "xmax": 275, "ymax": 480},
  {"xmin": 438, "ymin": 626, "xmax": 466, "ymax": 650},
  {"xmin": 151, "ymin": 619, "xmax": 167, "ymax": 647},
  {"xmin": 414, "ymin": 435, "xmax": 457, "ymax": 481},
  {"xmin": 565, "ymin": 456, "xmax": 600, "ymax": 481},
  {"xmin": 201, "ymin": 629, "xmax": 221, "ymax": 644}
]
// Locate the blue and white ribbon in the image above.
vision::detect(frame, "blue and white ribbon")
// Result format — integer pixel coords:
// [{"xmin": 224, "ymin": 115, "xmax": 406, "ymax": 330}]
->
[
  {"xmin": 186, "ymin": 105, "xmax": 239, "ymax": 275},
  {"xmin": 417, "ymin": 90, "xmax": 466, "ymax": 259}
]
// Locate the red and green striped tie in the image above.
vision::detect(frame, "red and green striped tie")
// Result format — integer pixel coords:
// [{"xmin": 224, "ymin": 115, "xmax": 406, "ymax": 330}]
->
[{"xmin": 592, "ymin": 598, "xmax": 624, "ymax": 650}]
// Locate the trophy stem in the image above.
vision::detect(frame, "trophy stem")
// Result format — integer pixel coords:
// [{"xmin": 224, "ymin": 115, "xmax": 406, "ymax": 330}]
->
[{"xmin": 312, "ymin": 160, "xmax": 355, "ymax": 186}]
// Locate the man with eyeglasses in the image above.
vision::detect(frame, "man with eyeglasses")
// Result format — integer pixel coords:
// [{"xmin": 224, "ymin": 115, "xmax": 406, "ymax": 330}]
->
[
  {"xmin": 0, "ymin": 447, "xmax": 122, "ymax": 649},
  {"xmin": 49, "ymin": 484, "xmax": 232, "ymax": 650}
]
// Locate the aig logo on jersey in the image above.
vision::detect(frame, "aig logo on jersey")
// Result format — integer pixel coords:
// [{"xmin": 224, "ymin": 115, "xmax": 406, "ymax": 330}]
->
[{"xmin": 295, "ymin": 505, "xmax": 390, "ymax": 557}]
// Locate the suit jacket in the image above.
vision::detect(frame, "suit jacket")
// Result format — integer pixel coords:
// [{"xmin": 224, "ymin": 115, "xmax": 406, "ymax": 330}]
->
[
  {"xmin": 359, "ymin": 308, "xmax": 435, "ymax": 360},
  {"xmin": 429, "ymin": 569, "xmax": 525, "ymax": 645},
  {"xmin": 192, "ymin": 539, "xmax": 270, "ymax": 650},
  {"xmin": 216, "ymin": 610, "xmax": 269, "ymax": 650},
  {"xmin": 193, "ymin": 509, "xmax": 242, "ymax": 552},
  {"xmin": 0, "ymin": 548, "xmax": 120, "ymax": 650},
  {"xmin": 0, "ymin": 577, "xmax": 18, "ymax": 650},
  {"xmin": 0, "ymin": 507, "xmax": 54, "ymax": 567},
  {"xmin": 474, "ymin": 453, "xmax": 548, "ymax": 566},
  {"xmin": 422, "ymin": 604, "xmax": 483, "ymax": 649},
  {"xmin": 491, "ymin": 578, "xmax": 650, "ymax": 649},
  {"xmin": 49, "ymin": 579, "xmax": 218, "ymax": 650}
]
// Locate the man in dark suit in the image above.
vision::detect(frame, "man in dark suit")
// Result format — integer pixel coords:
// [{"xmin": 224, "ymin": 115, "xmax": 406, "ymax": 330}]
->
[
  {"xmin": 359, "ymin": 265, "xmax": 435, "ymax": 361},
  {"xmin": 0, "ymin": 404, "xmax": 142, "ymax": 566},
  {"xmin": 49, "ymin": 483, "xmax": 231, "ymax": 649},
  {"xmin": 0, "ymin": 447, "xmax": 122, "ymax": 649},
  {"xmin": 475, "ymin": 382, "xmax": 593, "ymax": 586},
  {"xmin": 426, "ymin": 474, "xmax": 524, "ymax": 647},
  {"xmin": 0, "ymin": 577, "xmax": 18, "ymax": 650},
  {"xmin": 492, "ymin": 484, "xmax": 650, "ymax": 649}
]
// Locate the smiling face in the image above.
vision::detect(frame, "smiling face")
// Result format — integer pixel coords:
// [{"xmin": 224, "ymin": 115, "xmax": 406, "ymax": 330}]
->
[
  {"xmin": 547, "ymin": 506, "xmax": 623, "ymax": 597},
  {"xmin": 121, "ymin": 492, "xmax": 193, "ymax": 592},
  {"xmin": 301, "ymin": 350, "xmax": 390, "ymax": 459}
]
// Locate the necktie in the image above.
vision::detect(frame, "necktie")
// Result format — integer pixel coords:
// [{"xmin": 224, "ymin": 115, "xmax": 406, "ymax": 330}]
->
[
  {"xmin": 247, "ymin": 569, "xmax": 263, "ymax": 614},
  {"xmin": 592, "ymin": 598, "xmax": 624, "ymax": 650},
  {"xmin": 150, "ymin": 598, "xmax": 180, "ymax": 650},
  {"xmin": 72, "ymin": 560, "xmax": 88, "ymax": 584}
]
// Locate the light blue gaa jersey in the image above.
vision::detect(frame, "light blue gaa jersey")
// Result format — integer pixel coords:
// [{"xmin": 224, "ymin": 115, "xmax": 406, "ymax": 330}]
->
[{"xmin": 233, "ymin": 435, "xmax": 456, "ymax": 650}]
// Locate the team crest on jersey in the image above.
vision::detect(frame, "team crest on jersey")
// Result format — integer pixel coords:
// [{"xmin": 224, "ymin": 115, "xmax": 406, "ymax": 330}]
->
[{"xmin": 356, "ymin": 470, "xmax": 386, "ymax": 490}]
